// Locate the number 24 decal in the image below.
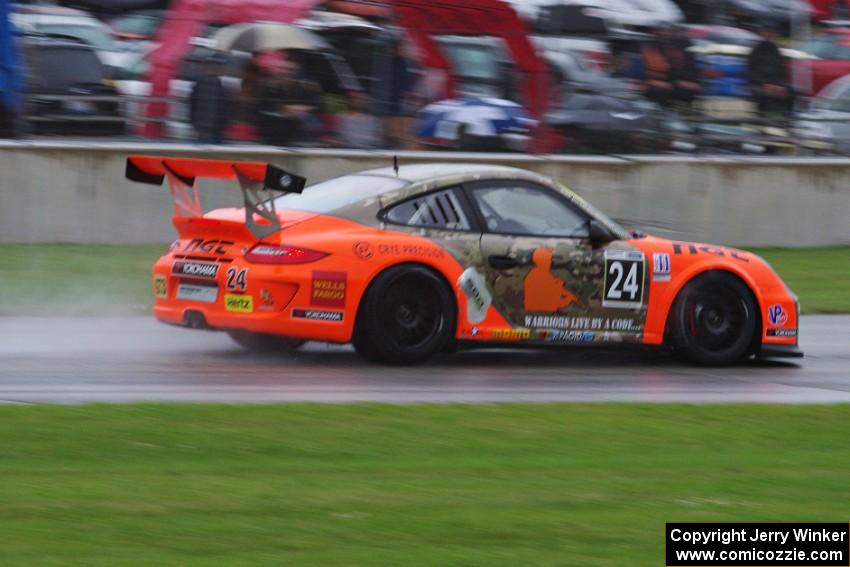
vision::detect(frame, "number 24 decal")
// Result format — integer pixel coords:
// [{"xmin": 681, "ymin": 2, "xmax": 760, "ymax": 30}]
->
[
  {"xmin": 608, "ymin": 261, "xmax": 640, "ymax": 300},
  {"xmin": 603, "ymin": 253, "xmax": 645, "ymax": 309},
  {"xmin": 226, "ymin": 267, "xmax": 248, "ymax": 292}
]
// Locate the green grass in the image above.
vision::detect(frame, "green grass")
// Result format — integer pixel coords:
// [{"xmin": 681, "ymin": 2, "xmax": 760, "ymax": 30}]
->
[
  {"xmin": 749, "ymin": 247, "xmax": 850, "ymax": 314},
  {"xmin": 0, "ymin": 244, "xmax": 166, "ymax": 314},
  {"xmin": 0, "ymin": 244, "xmax": 847, "ymax": 314},
  {"xmin": 1, "ymin": 403, "xmax": 850, "ymax": 566}
]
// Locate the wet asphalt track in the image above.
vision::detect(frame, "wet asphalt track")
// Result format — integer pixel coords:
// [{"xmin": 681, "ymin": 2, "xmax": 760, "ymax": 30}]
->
[{"xmin": 0, "ymin": 315, "xmax": 847, "ymax": 404}]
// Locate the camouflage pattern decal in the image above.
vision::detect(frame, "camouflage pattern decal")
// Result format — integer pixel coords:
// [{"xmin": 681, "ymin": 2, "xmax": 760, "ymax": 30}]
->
[
  {"xmin": 476, "ymin": 235, "xmax": 649, "ymax": 344},
  {"xmin": 524, "ymin": 247, "xmax": 585, "ymax": 312}
]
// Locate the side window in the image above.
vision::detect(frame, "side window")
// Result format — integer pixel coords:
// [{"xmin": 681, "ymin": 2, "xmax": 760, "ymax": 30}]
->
[
  {"xmin": 385, "ymin": 188, "xmax": 471, "ymax": 231},
  {"xmin": 469, "ymin": 182, "xmax": 588, "ymax": 238}
]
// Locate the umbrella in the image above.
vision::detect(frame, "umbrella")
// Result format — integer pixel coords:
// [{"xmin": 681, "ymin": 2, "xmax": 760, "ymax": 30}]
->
[
  {"xmin": 545, "ymin": 93, "xmax": 656, "ymax": 131},
  {"xmin": 413, "ymin": 97, "xmax": 537, "ymax": 140},
  {"xmin": 213, "ymin": 22, "xmax": 329, "ymax": 53}
]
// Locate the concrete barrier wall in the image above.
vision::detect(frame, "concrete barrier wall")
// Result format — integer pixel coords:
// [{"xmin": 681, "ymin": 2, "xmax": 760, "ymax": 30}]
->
[{"xmin": 1, "ymin": 141, "xmax": 849, "ymax": 247}]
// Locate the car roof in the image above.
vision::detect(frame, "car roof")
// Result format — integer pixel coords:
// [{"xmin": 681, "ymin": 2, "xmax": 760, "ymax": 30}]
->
[
  {"xmin": 356, "ymin": 163, "xmax": 544, "ymax": 186},
  {"xmin": 21, "ymin": 35, "xmax": 96, "ymax": 50},
  {"xmin": 15, "ymin": 14, "xmax": 101, "ymax": 26}
]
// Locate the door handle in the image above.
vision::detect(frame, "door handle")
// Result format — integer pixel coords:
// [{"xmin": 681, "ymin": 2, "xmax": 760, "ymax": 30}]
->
[{"xmin": 488, "ymin": 255, "xmax": 519, "ymax": 270}]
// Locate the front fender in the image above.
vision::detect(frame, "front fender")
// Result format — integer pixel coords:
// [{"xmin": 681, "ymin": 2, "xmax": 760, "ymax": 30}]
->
[{"xmin": 631, "ymin": 239, "xmax": 798, "ymax": 346}]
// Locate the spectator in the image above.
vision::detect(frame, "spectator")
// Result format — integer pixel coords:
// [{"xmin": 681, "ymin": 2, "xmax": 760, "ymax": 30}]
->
[
  {"xmin": 234, "ymin": 52, "xmax": 265, "ymax": 137},
  {"xmin": 188, "ymin": 52, "xmax": 229, "ymax": 144},
  {"xmin": 254, "ymin": 55, "xmax": 321, "ymax": 146},
  {"xmin": 641, "ymin": 27, "xmax": 674, "ymax": 107},
  {"xmin": 0, "ymin": 98, "xmax": 15, "ymax": 138},
  {"xmin": 640, "ymin": 25, "xmax": 700, "ymax": 112},
  {"xmin": 747, "ymin": 23, "xmax": 795, "ymax": 121},
  {"xmin": 668, "ymin": 26, "xmax": 701, "ymax": 113},
  {"xmin": 241, "ymin": 52, "xmax": 265, "ymax": 107},
  {"xmin": 375, "ymin": 41, "xmax": 416, "ymax": 149},
  {"xmin": 337, "ymin": 90, "xmax": 382, "ymax": 149}
]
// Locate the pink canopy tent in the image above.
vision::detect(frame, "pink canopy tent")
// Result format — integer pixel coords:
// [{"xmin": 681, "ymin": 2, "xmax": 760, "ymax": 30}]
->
[{"xmin": 142, "ymin": 0, "xmax": 323, "ymax": 137}]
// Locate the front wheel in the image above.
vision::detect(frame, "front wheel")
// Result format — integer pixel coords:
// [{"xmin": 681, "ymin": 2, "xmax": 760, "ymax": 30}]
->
[
  {"xmin": 670, "ymin": 272, "xmax": 758, "ymax": 366},
  {"xmin": 227, "ymin": 330, "xmax": 305, "ymax": 353},
  {"xmin": 353, "ymin": 265, "xmax": 455, "ymax": 364}
]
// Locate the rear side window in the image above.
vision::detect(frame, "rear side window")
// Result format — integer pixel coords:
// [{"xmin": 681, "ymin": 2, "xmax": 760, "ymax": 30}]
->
[
  {"xmin": 273, "ymin": 174, "xmax": 406, "ymax": 214},
  {"xmin": 385, "ymin": 188, "xmax": 471, "ymax": 231}
]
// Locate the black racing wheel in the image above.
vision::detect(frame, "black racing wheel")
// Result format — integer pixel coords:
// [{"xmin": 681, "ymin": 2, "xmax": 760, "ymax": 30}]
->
[
  {"xmin": 670, "ymin": 271, "xmax": 758, "ymax": 366},
  {"xmin": 354, "ymin": 264, "xmax": 456, "ymax": 364},
  {"xmin": 226, "ymin": 330, "xmax": 305, "ymax": 353}
]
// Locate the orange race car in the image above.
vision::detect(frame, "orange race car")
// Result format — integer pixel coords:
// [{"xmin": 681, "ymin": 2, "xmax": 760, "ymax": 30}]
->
[{"xmin": 126, "ymin": 155, "xmax": 802, "ymax": 365}]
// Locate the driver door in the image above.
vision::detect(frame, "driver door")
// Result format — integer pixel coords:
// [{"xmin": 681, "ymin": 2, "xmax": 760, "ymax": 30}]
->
[{"xmin": 464, "ymin": 179, "xmax": 646, "ymax": 343}]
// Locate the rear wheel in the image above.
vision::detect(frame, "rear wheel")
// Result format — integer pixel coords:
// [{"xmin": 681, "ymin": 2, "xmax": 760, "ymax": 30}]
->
[
  {"xmin": 227, "ymin": 330, "xmax": 305, "ymax": 353},
  {"xmin": 353, "ymin": 265, "xmax": 455, "ymax": 364},
  {"xmin": 670, "ymin": 272, "xmax": 757, "ymax": 366}
]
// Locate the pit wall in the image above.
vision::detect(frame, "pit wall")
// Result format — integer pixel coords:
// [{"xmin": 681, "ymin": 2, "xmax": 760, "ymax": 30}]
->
[{"xmin": 1, "ymin": 141, "xmax": 848, "ymax": 247}]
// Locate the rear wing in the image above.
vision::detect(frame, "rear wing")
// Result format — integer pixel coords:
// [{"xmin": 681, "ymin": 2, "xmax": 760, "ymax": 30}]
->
[{"xmin": 125, "ymin": 155, "xmax": 306, "ymax": 239}]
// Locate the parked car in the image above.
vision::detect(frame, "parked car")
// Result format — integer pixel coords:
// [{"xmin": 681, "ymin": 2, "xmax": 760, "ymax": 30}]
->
[
  {"xmin": 795, "ymin": 73, "xmax": 850, "ymax": 153},
  {"xmin": 107, "ymin": 9, "xmax": 164, "ymax": 47},
  {"xmin": 19, "ymin": 35, "xmax": 125, "ymax": 136},
  {"xmin": 544, "ymin": 91, "xmax": 661, "ymax": 153},
  {"xmin": 530, "ymin": 4, "xmax": 656, "ymax": 80},
  {"xmin": 435, "ymin": 35, "xmax": 517, "ymax": 100},
  {"xmin": 796, "ymin": 28, "xmax": 850, "ymax": 94},
  {"xmin": 543, "ymin": 47, "xmax": 637, "ymax": 99},
  {"xmin": 721, "ymin": 0, "xmax": 811, "ymax": 35},
  {"xmin": 297, "ymin": 11, "xmax": 386, "ymax": 105},
  {"xmin": 114, "ymin": 42, "xmax": 245, "ymax": 139},
  {"xmin": 808, "ymin": 0, "xmax": 850, "ymax": 22},
  {"xmin": 12, "ymin": 5, "xmax": 135, "ymax": 74},
  {"xmin": 509, "ymin": 0, "xmax": 683, "ymax": 31}
]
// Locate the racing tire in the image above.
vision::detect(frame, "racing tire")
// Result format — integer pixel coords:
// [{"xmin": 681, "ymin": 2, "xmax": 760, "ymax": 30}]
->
[
  {"xmin": 670, "ymin": 271, "xmax": 758, "ymax": 366},
  {"xmin": 354, "ymin": 264, "xmax": 456, "ymax": 365},
  {"xmin": 226, "ymin": 330, "xmax": 305, "ymax": 353}
]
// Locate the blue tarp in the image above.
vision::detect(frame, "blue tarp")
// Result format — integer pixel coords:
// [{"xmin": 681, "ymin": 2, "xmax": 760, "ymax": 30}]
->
[{"xmin": 0, "ymin": 0, "xmax": 23, "ymax": 111}]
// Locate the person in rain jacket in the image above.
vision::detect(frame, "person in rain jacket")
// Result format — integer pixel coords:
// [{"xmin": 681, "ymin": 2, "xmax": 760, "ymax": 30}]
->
[
  {"xmin": 189, "ymin": 52, "xmax": 230, "ymax": 144},
  {"xmin": 747, "ymin": 22, "xmax": 795, "ymax": 120}
]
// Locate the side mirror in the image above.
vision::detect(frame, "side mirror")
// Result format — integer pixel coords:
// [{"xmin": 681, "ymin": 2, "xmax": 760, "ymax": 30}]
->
[{"xmin": 588, "ymin": 219, "xmax": 616, "ymax": 245}]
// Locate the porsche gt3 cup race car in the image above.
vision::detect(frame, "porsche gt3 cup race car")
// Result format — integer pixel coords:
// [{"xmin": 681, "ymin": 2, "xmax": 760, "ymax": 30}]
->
[{"xmin": 126, "ymin": 155, "xmax": 802, "ymax": 365}]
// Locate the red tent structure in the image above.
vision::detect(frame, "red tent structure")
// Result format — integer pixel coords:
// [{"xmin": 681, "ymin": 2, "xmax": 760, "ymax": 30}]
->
[
  {"xmin": 142, "ymin": 0, "xmax": 323, "ymax": 137},
  {"xmin": 330, "ymin": 0, "xmax": 550, "ymax": 117}
]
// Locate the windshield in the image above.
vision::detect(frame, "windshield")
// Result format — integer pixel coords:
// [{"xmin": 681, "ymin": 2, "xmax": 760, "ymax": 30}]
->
[
  {"xmin": 30, "ymin": 46, "xmax": 105, "ymax": 86},
  {"xmin": 36, "ymin": 23, "xmax": 116, "ymax": 52},
  {"xmin": 111, "ymin": 13, "xmax": 160, "ymax": 37},
  {"xmin": 440, "ymin": 42, "xmax": 500, "ymax": 82},
  {"xmin": 797, "ymin": 34, "xmax": 850, "ymax": 59},
  {"xmin": 273, "ymin": 174, "xmax": 407, "ymax": 213}
]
